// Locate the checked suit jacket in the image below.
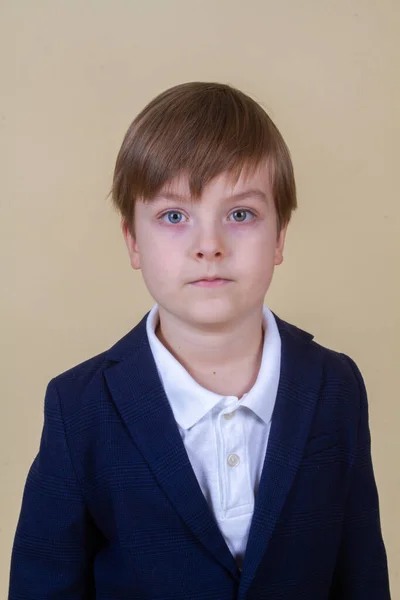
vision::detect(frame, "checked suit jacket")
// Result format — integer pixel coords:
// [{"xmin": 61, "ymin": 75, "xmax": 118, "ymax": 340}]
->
[{"xmin": 9, "ymin": 310, "xmax": 391, "ymax": 599}]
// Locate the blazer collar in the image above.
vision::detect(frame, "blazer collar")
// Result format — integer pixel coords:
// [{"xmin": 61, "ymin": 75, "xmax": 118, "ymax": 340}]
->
[{"xmin": 104, "ymin": 310, "xmax": 319, "ymax": 592}]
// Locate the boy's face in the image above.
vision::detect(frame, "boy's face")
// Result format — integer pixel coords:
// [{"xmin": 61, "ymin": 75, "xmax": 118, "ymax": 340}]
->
[{"xmin": 122, "ymin": 162, "xmax": 287, "ymax": 329}]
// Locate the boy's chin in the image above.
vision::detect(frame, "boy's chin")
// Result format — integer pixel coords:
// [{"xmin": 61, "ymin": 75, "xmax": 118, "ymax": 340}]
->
[{"xmin": 183, "ymin": 302, "xmax": 241, "ymax": 326}]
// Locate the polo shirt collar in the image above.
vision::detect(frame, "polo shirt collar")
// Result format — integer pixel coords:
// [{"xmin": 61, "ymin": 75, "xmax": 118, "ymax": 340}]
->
[{"xmin": 146, "ymin": 304, "xmax": 281, "ymax": 430}]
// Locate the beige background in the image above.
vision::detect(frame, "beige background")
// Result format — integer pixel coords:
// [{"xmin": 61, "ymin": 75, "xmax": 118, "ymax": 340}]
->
[{"xmin": 1, "ymin": 0, "xmax": 399, "ymax": 596}]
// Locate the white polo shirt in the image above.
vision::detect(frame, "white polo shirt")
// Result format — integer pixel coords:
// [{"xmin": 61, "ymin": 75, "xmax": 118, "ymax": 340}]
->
[{"xmin": 146, "ymin": 303, "xmax": 281, "ymax": 570}]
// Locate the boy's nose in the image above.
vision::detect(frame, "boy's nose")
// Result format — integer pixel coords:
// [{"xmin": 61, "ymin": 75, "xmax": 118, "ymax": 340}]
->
[
  {"xmin": 195, "ymin": 248, "xmax": 224, "ymax": 260},
  {"xmin": 193, "ymin": 228, "xmax": 228, "ymax": 261}
]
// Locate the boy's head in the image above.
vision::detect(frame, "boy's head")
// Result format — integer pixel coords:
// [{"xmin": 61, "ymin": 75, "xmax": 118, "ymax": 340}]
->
[{"xmin": 111, "ymin": 82, "xmax": 297, "ymax": 329}]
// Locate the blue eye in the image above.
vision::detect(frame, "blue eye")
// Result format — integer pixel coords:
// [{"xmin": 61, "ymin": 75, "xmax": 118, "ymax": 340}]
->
[
  {"xmin": 160, "ymin": 211, "xmax": 187, "ymax": 224},
  {"xmin": 229, "ymin": 209, "xmax": 255, "ymax": 222}
]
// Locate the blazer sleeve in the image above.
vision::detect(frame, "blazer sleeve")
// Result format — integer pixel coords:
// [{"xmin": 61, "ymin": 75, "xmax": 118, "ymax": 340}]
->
[
  {"xmin": 329, "ymin": 354, "xmax": 391, "ymax": 599},
  {"xmin": 8, "ymin": 379, "xmax": 101, "ymax": 599}
]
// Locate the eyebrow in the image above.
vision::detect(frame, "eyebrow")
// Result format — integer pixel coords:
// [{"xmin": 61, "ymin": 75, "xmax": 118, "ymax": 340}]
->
[{"xmin": 152, "ymin": 188, "xmax": 268, "ymax": 204}]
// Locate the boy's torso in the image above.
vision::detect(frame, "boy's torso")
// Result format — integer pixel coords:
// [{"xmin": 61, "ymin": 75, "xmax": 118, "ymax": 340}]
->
[{"xmin": 42, "ymin": 309, "xmax": 366, "ymax": 598}]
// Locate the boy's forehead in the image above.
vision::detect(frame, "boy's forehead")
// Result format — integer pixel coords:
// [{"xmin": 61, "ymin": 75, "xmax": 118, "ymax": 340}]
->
[{"xmin": 156, "ymin": 162, "xmax": 273, "ymax": 202}]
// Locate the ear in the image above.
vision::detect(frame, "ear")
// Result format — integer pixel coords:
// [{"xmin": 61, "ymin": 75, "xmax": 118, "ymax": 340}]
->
[
  {"xmin": 274, "ymin": 222, "xmax": 288, "ymax": 266},
  {"xmin": 121, "ymin": 218, "xmax": 141, "ymax": 270}
]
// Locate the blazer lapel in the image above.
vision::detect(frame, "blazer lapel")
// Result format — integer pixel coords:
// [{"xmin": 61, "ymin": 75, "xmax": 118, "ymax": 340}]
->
[
  {"xmin": 238, "ymin": 313, "xmax": 322, "ymax": 596},
  {"xmin": 104, "ymin": 313, "xmax": 240, "ymax": 581}
]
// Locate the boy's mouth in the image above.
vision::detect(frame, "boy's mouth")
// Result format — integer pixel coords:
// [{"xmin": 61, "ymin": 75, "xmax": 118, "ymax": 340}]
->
[{"xmin": 190, "ymin": 278, "xmax": 232, "ymax": 287}]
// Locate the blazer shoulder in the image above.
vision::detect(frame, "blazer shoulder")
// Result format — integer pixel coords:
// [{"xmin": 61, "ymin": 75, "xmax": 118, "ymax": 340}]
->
[
  {"xmin": 49, "ymin": 349, "xmax": 110, "ymax": 404},
  {"xmin": 46, "ymin": 315, "xmax": 148, "ymax": 419},
  {"xmin": 50, "ymin": 311, "xmax": 149, "ymax": 390},
  {"xmin": 275, "ymin": 310, "xmax": 363, "ymax": 386},
  {"xmin": 308, "ymin": 336, "xmax": 365, "ymax": 404}
]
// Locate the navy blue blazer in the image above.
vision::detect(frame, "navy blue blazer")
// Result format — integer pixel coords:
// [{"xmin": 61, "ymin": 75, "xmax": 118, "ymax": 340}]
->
[{"xmin": 9, "ymin": 311, "xmax": 391, "ymax": 599}]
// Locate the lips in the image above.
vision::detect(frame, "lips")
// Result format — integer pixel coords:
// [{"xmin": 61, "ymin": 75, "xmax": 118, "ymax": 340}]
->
[
  {"xmin": 191, "ymin": 277, "xmax": 230, "ymax": 283},
  {"xmin": 190, "ymin": 278, "xmax": 232, "ymax": 287}
]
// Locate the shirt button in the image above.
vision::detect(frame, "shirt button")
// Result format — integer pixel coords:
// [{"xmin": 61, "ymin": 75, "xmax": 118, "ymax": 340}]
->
[
  {"xmin": 223, "ymin": 410, "xmax": 236, "ymax": 419},
  {"xmin": 227, "ymin": 453, "xmax": 240, "ymax": 467}
]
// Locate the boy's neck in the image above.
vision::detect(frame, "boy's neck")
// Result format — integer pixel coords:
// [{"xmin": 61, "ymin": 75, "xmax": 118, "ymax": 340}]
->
[{"xmin": 155, "ymin": 308, "xmax": 265, "ymax": 398}]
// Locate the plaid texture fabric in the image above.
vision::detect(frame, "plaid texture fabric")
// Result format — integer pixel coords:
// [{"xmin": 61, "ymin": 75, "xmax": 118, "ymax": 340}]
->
[{"xmin": 8, "ymin": 311, "xmax": 391, "ymax": 599}]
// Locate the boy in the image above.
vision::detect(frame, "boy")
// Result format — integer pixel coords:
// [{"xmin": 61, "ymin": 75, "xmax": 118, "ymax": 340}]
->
[{"xmin": 9, "ymin": 82, "xmax": 391, "ymax": 599}]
